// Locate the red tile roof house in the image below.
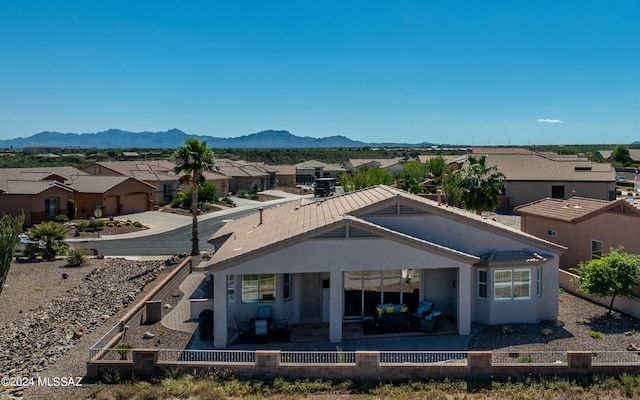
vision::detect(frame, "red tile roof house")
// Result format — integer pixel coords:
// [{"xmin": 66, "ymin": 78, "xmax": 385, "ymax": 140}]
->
[
  {"xmin": 69, "ymin": 174, "xmax": 155, "ymax": 217},
  {"xmin": 205, "ymin": 185, "xmax": 565, "ymax": 348},
  {"xmin": 516, "ymin": 196, "xmax": 640, "ymax": 271},
  {"xmin": 0, "ymin": 167, "xmax": 155, "ymax": 224},
  {"xmin": 472, "ymin": 148, "xmax": 616, "ymax": 208},
  {"xmin": 0, "ymin": 168, "xmax": 75, "ymax": 225}
]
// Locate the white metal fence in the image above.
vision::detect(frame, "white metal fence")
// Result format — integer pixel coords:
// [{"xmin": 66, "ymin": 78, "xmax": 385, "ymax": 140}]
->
[
  {"xmin": 592, "ymin": 351, "xmax": 640, "ymax": 366},
  {"xmin": 157, "ymin": 349, "xmax": 255, "ymax": 365},
  {"xmin": 379, "ymin": 351, "xmax": 468, "ymax": 366},
  {"xmin": 280, "ymin": 351, "xmax": 356, "ymax": 366},
  {"xmin": 491, "ymin": 351, "xmax": 568, "ymax": 366}
]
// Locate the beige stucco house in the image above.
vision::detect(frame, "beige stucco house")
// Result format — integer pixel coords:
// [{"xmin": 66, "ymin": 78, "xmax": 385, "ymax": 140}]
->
[
  {"xmin": 516, "ymin": 196, "xmax": 640, "ymax": 270},
  {"xmin": 0, "ymin": 167, "xmax": 155, "ymax": 224},
  {"xmin": 343, "ymin": 158, "xmax": 405, "ymax": 174},
  {"xmin": 70, "ymin": 175, "xmax": 154, "ymax": 217},
  {"xmin": 83, "ymin": 160, "xmax": 230, "ymax": 205},
  {"xmin": 473, "ymin": 148, "xmax": 616, "ymax": 207},
  {"xmin": 206, "ymin": 185, "xmax": 565, "ymax": 348}
]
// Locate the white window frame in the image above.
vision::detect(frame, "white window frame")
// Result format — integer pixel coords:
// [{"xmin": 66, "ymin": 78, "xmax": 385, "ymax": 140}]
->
[
  {"xmin": 241, "ymin": 274, "xmax": 276, "ymax": 303},
  {"xmin": 591, "ymin": 240, "xmax": 603, "ymax": 259},
  {"xmin": 536, "ymin": 267, "xmax": 542, "ymax": 298},
  {"xmin": 282, "ymin": 273, "xmax": 292, "ymax": 302},
  {"xmin": 227, "ymin": 275, "xmax": 234, "ymax": 303},
  {"xmin": 477, "ymin": 269, "xmax": 487, "ymax": 299},
  {"xmin": 494, "ymin": 269, "xmax": 531, "ymax": 301}
]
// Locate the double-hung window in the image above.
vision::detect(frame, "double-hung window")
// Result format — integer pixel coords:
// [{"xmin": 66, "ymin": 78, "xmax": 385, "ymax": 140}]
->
[
  {"xmin": 494, "ymin": 269, "xmax": 531, "ymax": 300},
  {"xmin": 241, "ymin": 274, "xmax": 276, "ymax": 303},
  {"xmin": 591, "ymin": 240, "xmax": 603, "ymax": 259},
  {"xmin": 477, "ymin": 269, "xmax": 488, "ymax": 299}
]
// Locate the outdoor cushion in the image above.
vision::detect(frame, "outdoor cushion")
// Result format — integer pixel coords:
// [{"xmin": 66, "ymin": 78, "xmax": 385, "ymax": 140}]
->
[
  {"xmin": 393, "ymin": 304, "xmax": 406, "ymax": 312},
  {"xmin": 376, "ymin": 307, "xmax": 384, "ymax": 317},
  {"xmin": 385, "ymin": 306, "xmax": 395, "ymax": 313},
  {"xmin": 400, "ymin": 306, "xmax": 408, "ymax": 312}
]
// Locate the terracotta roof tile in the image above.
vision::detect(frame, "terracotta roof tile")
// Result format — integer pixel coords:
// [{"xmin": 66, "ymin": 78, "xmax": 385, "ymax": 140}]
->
[{"xmin": 515, "ymin": 196, "xmax": 640, "ymax": 222}]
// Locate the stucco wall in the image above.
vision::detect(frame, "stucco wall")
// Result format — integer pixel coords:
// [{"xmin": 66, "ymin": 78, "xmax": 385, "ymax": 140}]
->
[
  {"xmin": 506, "ymin": 181, "xmax": 615, "ymax": 207},
  {"xmin": 522, "ymin": 211, "xmax": 640, "ymax": 270},
  {"xmin": 365, "ymin": 215, "xmax": 538, "ymax": 256}
]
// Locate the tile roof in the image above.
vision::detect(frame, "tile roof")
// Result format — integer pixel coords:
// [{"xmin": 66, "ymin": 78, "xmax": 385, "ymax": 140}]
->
[
  {"xmin": 208, "ymin": 185, "xmax": 563, "ymax": 269},
  {"xmin": 0, "ymin": 167, "xmax": 87, "ymax": 191},
  {"xmin": 216, "ymin": 159, "xmax": 272, "ymax": 177},
  {"xmin": 472, "ymin": 150, "xmax": 614, "ymax": 182},
  {"xmin": 295, "ymin": 160, "xmax": 346, "ymax": 172},
  {"xmin": 346, "ymin": 158, "xmax": 404, "ymax": 169},
  {"xmin": 67, "ymin": 175, "xmax": 143, "ymax": 193},
  {"xmin": 4, "ymin": 180, "xmax": 73, "ymax": 195},
  {"xmin": 478, "ymin": 249, "xmax": 550, "ymax": 265},
  {"xmin": 515, "ymin": 196, "xmax": 640, "ymax": 222}
]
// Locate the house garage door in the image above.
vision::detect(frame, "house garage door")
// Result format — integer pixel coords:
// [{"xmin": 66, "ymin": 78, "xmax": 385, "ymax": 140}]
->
[
  {"xmin": 122, "ymin": 193, "xmax": 148, "ymax": 214},
  {"xmin": 103, "ymin": 196, "xmax": 119, "ymax": 217}
]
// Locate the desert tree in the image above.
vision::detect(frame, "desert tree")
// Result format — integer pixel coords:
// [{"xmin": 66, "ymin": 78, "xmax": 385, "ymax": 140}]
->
[
  {"xmin": 171, "ymin": 138, "xmax": 218, "ymax": 255},
  {"xmin": 571, "ymin": 247, "xmax": 640, "ymax": 314},
  {"xmin": 0, "ymin": 213, "xmax": 25, "ymax": 295},
  {"xmin": 26, "ymin": 221, "xmax": 69, "ymax": 260},
  {"xmin": 458, "ymin": 155, "xmax": 505, "ymax": 215},
  {"xmin": 613, "ymin": 145, "xmax": 632, "ymax": 166}
]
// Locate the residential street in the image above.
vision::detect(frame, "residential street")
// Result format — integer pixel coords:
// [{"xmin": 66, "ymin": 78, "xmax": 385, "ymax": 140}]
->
[{"xmin": 69, "ymin": 190, "xmax": 309, "ymax": 257}]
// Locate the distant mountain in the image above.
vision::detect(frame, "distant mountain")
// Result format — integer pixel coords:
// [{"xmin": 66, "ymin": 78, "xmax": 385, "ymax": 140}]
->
[{"xmin": 0, "ymin": 129, "xmax": 433, "ymax": 149}]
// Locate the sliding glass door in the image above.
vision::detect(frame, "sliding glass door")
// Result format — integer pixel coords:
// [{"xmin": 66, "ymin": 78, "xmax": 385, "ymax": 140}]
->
[{"xmin": 343, "ymin": 269, "xmax": 420, "ymax": 319}]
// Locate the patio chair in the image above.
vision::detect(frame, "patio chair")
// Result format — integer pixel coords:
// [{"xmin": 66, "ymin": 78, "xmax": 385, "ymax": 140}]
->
[
  {"xmin": 273, "ymin": 311, "xmax": 291, "ymax": 330},
  {"xmin": 257, "ymin": 305, "xmax": 273, "ymax": 326},
  {"xmin": 257, "ymin": 305, "xmax": 272, "ymax": 319},
  {"xmin": 233, "ymin": 314, "xmax": 251, "ymax": 335}
]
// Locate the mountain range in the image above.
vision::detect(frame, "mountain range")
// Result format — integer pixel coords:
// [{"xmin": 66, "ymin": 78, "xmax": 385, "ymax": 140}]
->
[{"xmin": 0, "ymin": 129, "xmax": 433, "ymax": 149}]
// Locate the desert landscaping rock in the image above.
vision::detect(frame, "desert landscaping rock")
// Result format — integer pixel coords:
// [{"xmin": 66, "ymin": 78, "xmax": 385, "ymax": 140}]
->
[{"xmin": 0, "ymin": 258, "xmax": 165, "ymax": 380}]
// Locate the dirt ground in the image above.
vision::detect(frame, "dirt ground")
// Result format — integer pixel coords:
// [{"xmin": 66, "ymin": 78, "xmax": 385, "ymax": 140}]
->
[{"xmin": 0, "ymin": 258, "xmax": 110, "ymax": 328}]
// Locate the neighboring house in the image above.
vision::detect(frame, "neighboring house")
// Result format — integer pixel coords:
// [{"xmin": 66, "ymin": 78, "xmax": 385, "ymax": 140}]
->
[
  {"xmin": 295, "ymin": 160, "xmax": 346, "ymax": 185},
  {"xmin": 23, "ymin": 146, "xmax": 61, "ymax": 154},
  {"xmin": 216, "ymin": 159, "xmax": 276, "ymax": 194},
  {"xmin": 206, "ymin": 185, "xmax": 564, "ymax": 348},
  {"xmin": 595, "ymin": 149, "xmax": 640, "ymax": 164},
  {"xmin": 0, "ymin": 167, "xmax": 83, "ymax": 225},
  {"xmin": 63, "ymin": 146, "xmax": 93, "ymax": 154},
  {"xmin": 268, "ymin": 164, "xmax": 297, "ymax": 187},
  {"xmin": 472, "ymin": 148, "xmax": 616, "ymax": 208},
  {"xmin": 82, "ymin": 160, "xmax": 230, "ymax": 206},
  {"xmin": 515, "ymin": 196, "xmax": 640, "ymax": 270},
  {"xmin": 120, "ymin": 151, "xmax": 141, "ymax": 160},
  {"xmin": 416, "ymin": 155, "xmax": 467, "ymax": 170},
  {"xmin": 343, "ymin": 158, "xmax": 405, "ymax": 174},
  {"xmin": 83, "ymin": 161, "xmax": 178, "ymax": 206},
  {"xmin": 0, "ymin": 167, "xmax": 155, "ymax": 224},
  {"xmin": 69, "ymin": 175, "xmax": 154, "ymax": 217}
]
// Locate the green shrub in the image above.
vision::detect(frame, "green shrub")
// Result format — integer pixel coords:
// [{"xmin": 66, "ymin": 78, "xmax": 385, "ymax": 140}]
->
[
  {"xmin": 113, "ymin": 344, "xmax": 132, "ymax": 360},
  {"xmin": 249, "ymin": 193, "xmax": 260, "ymax": 200},
  {"xmin": 590, "ymin": 331, "xmax": 603, "ymax": 339},
  {"xmin": 88, "ymin": 219, "xmax": 105, "ymax": 231},
  {"xmin": 53, "ymin": 214, "xmax": 69, "ymax": 222},
  {"xmin": 132, "ymin": 221, "xmax": 143, "ymax": 228},
  {"xmin": 66, "ymin": 247, "xmax": 89, "ymax": 267},
  {"xmin": 237, "ymin": 189, "xmax": 248, "ymax": 198},
  {"xmin": 75, "ymin": 221, "xmax": 88, "ymax": 232}
]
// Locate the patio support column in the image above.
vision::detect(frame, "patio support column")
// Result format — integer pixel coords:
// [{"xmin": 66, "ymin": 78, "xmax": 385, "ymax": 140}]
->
[
  {"xmin": 213, "ymin": 273, "xmax": 228, "ymax": 348},
  {"xmin": 329, "ymin": 271, "xmax": 343, "ymax": 342},
  {"xmin": 457, "ymin": 265, "xmax": 472, "ymax": 335}
]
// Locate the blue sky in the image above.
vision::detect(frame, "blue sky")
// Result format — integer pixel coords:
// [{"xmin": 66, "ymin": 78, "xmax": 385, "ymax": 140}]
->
[{"xmin": 1, "ymin": 1, "xmax": 638, "ymax": 145}]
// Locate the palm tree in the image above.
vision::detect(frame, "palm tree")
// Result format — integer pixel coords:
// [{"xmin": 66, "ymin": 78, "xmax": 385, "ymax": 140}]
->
[
  {"xmin": 26, "ymin": 221, "xmax": 69, "ymax": 260},
  {"xmin": 459, "ymin": 155, "xmax": 505, "ymax": 215},
  {"xmin": 171, "ymin": 138, "xmax": 217, "ymax": 255},
  {"xmin": 1, "ymin": 213, "xmax": 25, "ymax": 295}
]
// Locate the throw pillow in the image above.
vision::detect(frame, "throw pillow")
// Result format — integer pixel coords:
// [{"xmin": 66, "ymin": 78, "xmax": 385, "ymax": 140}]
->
[{"xmin": 385, "ymin": 306, "xmax": 395, "ymax": 313}]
